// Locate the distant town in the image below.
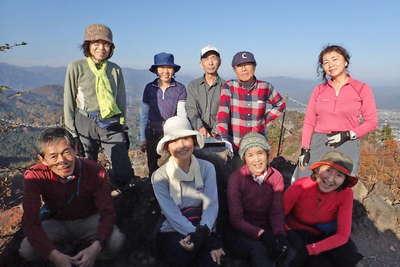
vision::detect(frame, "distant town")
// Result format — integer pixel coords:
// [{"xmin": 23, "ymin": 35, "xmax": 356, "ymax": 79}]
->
[
  {"xmin": 288, "ymin": 108, "xmax": 400, "ymax": 141},
  {"xmin": 379, "ymin": 110, "xmax": 400, "ymax": 141}
]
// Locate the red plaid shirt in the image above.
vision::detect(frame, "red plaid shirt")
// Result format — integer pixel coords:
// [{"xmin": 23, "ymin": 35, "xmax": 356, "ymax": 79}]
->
[{"xmin": 216, "ymin": 79, "xmax": 286, "ymax": 150}]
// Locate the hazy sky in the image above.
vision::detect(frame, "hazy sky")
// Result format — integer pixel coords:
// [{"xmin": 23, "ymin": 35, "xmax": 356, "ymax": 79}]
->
[{"xmin": 1, "ymin": 0, "xmax": 399, "ymax": 86}]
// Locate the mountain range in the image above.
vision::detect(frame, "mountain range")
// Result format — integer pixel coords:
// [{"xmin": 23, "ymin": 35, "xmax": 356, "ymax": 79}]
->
[{"xmin": 0, "ymin": 62, "xmax": 399, "ymax": 110}]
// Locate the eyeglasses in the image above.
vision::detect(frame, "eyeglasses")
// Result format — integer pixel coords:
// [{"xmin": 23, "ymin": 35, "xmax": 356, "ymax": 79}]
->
[{"xmin": 44, "ymin": 149, "xmax": 75, "ymax": 163}]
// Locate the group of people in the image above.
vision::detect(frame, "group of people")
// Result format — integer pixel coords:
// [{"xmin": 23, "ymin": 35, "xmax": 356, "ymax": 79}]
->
[{"xmin": 18, "ymin": 23, "xmax": 378, "ymax": 267}]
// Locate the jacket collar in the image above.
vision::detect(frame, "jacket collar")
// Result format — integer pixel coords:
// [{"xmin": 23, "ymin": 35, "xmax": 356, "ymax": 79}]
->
[
  {"xmin": 151, "ymin": 78, "xmax": 177, "ymax": 88},
  {"xmin": 327, "ymin": 74, "xmax": 355, "ymax": 88},
  {"xmin": 240, "ymin": 164, "xmax": 275, "ymax": 184},
  {"xmin": 200, "ymin": 74, "xmax": 221, "ymax": 86},
  {"xmin": 48, "ymin": 158, "xmax": 82, "ymax": 183}
]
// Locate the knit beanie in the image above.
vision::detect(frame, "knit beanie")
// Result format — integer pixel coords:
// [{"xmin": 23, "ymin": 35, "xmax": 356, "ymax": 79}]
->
[
  {"xmin": 239, "ymin": 132, "xmax": 271, "ymax": 160},
  {"xmin": 84, "ymin": 24, "xmax": 113, "ymax": 44}
]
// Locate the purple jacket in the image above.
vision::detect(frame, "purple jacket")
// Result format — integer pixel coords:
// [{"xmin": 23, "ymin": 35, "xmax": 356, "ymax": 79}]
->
[
  {"xmin": 227, "ymin": 165, "xmax": 285, "ymax": 239},
  {"xmin": 142, "ymin": 78, "xmax": 186, "ymax": 124}
]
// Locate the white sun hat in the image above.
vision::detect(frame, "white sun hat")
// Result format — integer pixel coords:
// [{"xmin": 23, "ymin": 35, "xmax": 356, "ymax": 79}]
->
[{"xmin": 156, "ymin": 116, "xmax": 204, "ymax": 155}]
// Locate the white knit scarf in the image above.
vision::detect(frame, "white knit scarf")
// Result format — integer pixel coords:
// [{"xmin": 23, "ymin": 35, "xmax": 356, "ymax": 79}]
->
[{"xmin": 166, "ymin": 155, "xmax": 203, "ymax": 205}]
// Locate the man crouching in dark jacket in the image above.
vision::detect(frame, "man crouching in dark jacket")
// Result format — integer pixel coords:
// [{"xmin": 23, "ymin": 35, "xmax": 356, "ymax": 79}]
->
[{"xmin": 19, "ymin": 127, "xmax": 124, "ymax": 267}]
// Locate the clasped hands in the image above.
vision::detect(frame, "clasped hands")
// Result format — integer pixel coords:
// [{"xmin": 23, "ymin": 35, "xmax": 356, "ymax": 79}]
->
[{"xmin": 48, "ymin": 240, "xmax": 101, "ymax": 267}]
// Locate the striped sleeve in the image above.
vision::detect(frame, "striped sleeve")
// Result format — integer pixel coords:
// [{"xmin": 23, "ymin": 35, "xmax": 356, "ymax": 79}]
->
[
  {"xmin": 216, "ymin": 81, "xmax": 232, "ymax": 140},
  {"xmin": 265, "ymin": 85, "xmax": 286, "ymax": 124}
]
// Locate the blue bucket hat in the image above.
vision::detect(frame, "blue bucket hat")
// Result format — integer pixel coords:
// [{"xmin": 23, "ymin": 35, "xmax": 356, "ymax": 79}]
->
[{"xmin": 149, "ymin": 52, "xmax": 181, "ymax": 73}]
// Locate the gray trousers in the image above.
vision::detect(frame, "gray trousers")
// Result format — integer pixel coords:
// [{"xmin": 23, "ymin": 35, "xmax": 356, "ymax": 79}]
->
[
  {"xmin": 19, "ymin": 214, "xmax": 125, "ymax": 261},
  {"xmin": 75, "ymin": 112, "xmax": 134, "ymax": 184},
  {"xmin": 292, "ymin": 133, "xmax": 360, "ymax": 181}
]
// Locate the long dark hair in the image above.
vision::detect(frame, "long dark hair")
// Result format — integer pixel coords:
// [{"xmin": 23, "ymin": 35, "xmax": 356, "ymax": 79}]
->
[
  {"xmin": 317, "ymin": 45, "xmax": 350, "ymax": 82},
  {"xmin": 80, "ymin": 40, "xmax": 115, "ymax": 60}
]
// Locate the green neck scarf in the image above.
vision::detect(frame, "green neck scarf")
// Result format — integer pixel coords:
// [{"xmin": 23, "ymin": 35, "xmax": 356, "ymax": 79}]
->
[{"xmin": 86, "ymin": 57, "xmax": 122, "ymax": 121}]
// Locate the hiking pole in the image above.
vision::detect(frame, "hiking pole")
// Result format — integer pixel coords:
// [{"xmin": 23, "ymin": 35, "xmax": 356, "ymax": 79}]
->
[{"xmin": 277, "ymin": 95, "xmax": 288, "ymax": 157}]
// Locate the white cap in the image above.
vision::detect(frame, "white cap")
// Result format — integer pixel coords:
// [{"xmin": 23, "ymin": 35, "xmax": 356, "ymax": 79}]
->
[{"xmin": 200, "ymin": 45, "xmax": 220, "ymax": 58}]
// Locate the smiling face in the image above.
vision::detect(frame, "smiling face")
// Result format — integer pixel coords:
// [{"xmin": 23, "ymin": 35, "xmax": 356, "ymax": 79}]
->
[
  {"xmin": 244, "ymin": 146, "xmax": 268, "ymax": 176},
  {"xmin": 39, "ymin": 138, "xmax": 76, "ymax": 179},
  {"xmin": 156, "ymin": 66, "xmax": 174, "ymax": 84},
  {"xmin": 234, "ymin": 63, "xmax": 256, "ymax": 82},
  {"xmin": 321, "ymin": 51, "xmax": 348, "ymax": 80},
  {"xmin": 167, "ymin": 136, "xmax": 195, "ymax": 162},
  {"xmin": 316, "ymin": 165, "xmax": 347, "ymax": 192},
  {"xmin": 200, "ymin": 53, "xmax": 221, "ymax": 75},
  {"xmin": 89, "ymin": 40, "xmax": 112, "ymax": 63}
]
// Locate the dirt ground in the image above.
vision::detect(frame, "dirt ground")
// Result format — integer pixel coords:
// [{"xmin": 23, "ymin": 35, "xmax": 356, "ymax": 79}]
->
[{"xmin": 1, "ymin": 154, "xmax": 399, "ymax": 267}]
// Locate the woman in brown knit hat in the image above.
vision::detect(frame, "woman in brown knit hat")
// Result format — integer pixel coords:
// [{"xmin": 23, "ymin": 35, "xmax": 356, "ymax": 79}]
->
[
  {"xmin": 64, "ymin": 24, "xmax": 134, "ymax": 188},
  {"xmin": 283, "ymin": 151, "xmax": 363, "ymax": 267}
]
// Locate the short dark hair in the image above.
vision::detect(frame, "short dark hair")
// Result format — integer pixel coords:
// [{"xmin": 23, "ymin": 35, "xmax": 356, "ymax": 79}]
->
[
  {"xmin": 37, "ymin": 127, "xmax": 75, "ymax": 156},
  {"xmin": 310, "ymin": 167, "xmax": 351, "ymax": 192},
  {"xmin": 80, "ymin": 40, "xmax": 115, "ymax": 60},
  {"xmin": 317, "ymin": 45, "xmax": 350, "ymax": 82}
]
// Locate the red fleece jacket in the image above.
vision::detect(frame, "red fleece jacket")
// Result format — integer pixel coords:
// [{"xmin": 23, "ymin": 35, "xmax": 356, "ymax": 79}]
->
[
  {"xmin": 284, "ymin": 177, "xmax": 353, "ymax": 255},
  {"xmin": 22, "ymin": 158, "xmax": 115, "ymax": 258}
]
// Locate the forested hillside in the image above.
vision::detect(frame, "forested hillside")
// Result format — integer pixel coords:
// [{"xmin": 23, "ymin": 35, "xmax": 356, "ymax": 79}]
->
[
  {"xmin": 0, "ymin": 84, "xmax": 141, "ymax": 166},
  {"xmin": 0, "ymin": 58, "xmax": 399, "ymax": 266}
]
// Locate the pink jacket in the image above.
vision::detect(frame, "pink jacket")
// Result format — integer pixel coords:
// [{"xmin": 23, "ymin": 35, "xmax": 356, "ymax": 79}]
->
[{"xmin": 301, "ymin": 76, "xmax": 377, "ymax": 148}]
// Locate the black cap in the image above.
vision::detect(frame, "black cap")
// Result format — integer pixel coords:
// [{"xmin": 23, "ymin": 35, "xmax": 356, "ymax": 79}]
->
[{"xmin": 232, "ymin": 51, "xmax": 256, "ymax": 67}]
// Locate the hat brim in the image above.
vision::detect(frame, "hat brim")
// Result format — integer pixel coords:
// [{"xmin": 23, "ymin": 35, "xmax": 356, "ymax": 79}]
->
[
  {"xmin": 88, "ymin": 38, "xmax": 113, "ymax": 44},
  {"xmin": 156, "ymin": 129, "xmax": 204, "ymax": 155},
  {"xmin": 239, "ymin": 143, "xmax": 271, "ymax": 160},
  {"xmin": 309, "ymin": 161, "xmax": 358, "ymax": 187},
  {"xmin": 149, "ymin": 64, "xmax": 181, "ymax": 74},
  {"xmin": 232, "ymin": 60, "xmax": 256, "ymax": 68}
]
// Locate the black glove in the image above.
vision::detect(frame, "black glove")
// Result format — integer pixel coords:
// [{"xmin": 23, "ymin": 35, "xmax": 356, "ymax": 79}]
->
[
  {"xmin": 298, "ymin": 148, "xmax": 311, "ymax": 168},
  {"xmin": 205, "ymin": 232, "xmax": 223, "ymax": 251},
  {"xmin": 260, "ymin": 232, "xmax": 289, "ymax": 259},
  {"xmin": 189, "ymin": 225, "xmax": 210, "ymax": 252},
  {"xmin": 326, "ymin": 131, "xmax": 351, "ymax": 148},
  {"xmin": 73, "ymin": 137, "xmax": 85, "ymax": 157},
  {"xmin": 273, "ymin": 234, "xmax": 289, "ymax": 256}
]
